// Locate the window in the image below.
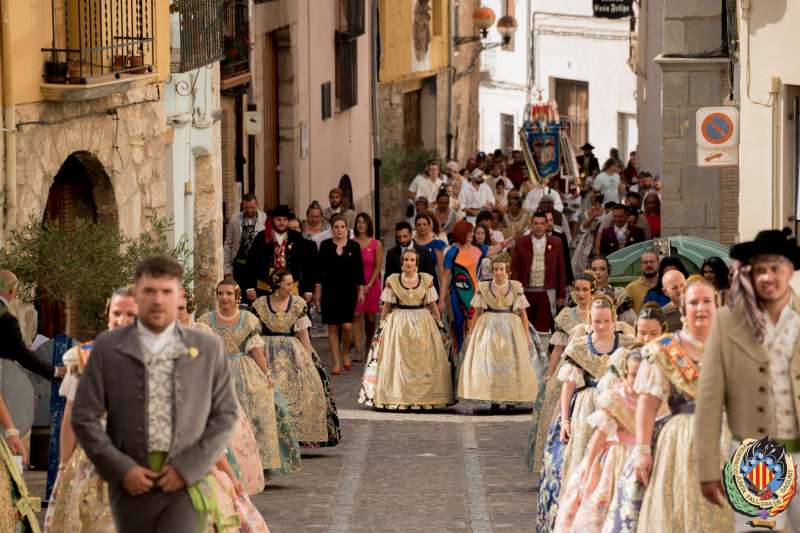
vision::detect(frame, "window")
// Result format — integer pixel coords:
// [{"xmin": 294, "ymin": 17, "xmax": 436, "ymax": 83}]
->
[
  {"xmin": 335, "ymin": 39, "xmax": 358, "ymax": 111},
  {"xmin": 554, "ymin": 78, "xmax": 589, "ymax": 150},
  {"xmin": 337, "ymin": 0, "xmax": 366, "ymax": 39},
  {"xmin": 500, "ymin": 113, "xmax": 515, "ymax": 152},
  {"xmin": 171, "ymin": 0, "xmax": 225, "ymax": 73}
]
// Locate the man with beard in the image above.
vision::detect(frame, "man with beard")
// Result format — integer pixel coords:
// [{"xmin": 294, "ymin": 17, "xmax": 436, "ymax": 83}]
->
[
  {"xmin": 624, "ymin": 250, "xmax": 660, "ymax": 314},
  {"xmin": 383, "ymin": 221, "xmax": 435, "ymax": 283},
  {"xmin": 223, "ymin": 193, "xmax": 267, "ymax": 290},
  {"xmin": 596, "ymin": 204, "xmax": 646, "ymax": 257},
  {"xmin": 696, "ymin": 229, "xmax": 800, "ymax": 531},
  {"xmin": 245, "ymin": 204, "xmax": 317, "ymax": 301},
  {"xmin": 323, "ymin": 187, "xmax": 356, "ymax": 229}
]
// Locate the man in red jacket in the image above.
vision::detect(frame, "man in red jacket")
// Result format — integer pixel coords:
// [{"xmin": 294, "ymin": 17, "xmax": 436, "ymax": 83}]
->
[{"xmin": 511, "ymin": 210, "xmax": 567, "ymax": 335}]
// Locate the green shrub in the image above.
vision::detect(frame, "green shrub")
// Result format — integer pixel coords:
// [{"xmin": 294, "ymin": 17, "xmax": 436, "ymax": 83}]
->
[{"xmin": 379, "ymin": 144, "xmax": 441, "ymax": 187}]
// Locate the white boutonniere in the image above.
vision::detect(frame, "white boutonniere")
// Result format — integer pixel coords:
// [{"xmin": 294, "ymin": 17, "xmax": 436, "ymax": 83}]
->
[
  {"xmin": 547, "ymin": 244, "xmax": 552, "ymax": 251},
  {"xmin": 288, "ymin": 243, "xmax": 293, "ymax": 250}
]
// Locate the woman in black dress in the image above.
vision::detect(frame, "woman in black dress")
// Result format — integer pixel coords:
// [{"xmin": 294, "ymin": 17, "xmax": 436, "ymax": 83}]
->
[{"xmin": 318, "ymin": 214, "xmax": 365, "ymax": 374}]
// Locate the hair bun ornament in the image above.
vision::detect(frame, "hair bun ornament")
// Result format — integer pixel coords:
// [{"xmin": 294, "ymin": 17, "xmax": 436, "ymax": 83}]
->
[{"xmin": 782, "ymin": 227, "xmax": 794, "ymax": 239}]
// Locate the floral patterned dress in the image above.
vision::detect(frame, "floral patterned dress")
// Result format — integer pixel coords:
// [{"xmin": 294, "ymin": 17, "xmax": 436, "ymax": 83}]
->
[
  {"xmin": 252, "ymin": 295, "xmax": 340, "ymax": 447},
  {"xmin": 526, "ymin": 309, "xmax": 588, "ymax": 478},
  {"xmin": 45, "ymin": 341, "xmax": 115, "ymax": 533},
  {"xmin": 555, "ymin": 382, "xmax": 638, "ymax": 532},
  {"xmin": 198, "ymin": 311, "xmax": 301, "ymax": 477},
  {"xmin": 536, "ymin": 329, "xmax": 634, "ymax": 532},
  {"xmin": 602, "ymin": 333, "xmax": 734, "ymax": 533}
]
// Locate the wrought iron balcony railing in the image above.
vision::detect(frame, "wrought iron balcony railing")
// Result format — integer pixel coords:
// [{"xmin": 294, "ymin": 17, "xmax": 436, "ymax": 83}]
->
[
  {"xmin": 221, "ymin": 0, "xmax": 250, "ymax": 81},
  {"xmin": 170, "ymin": 0, "xmax": 225, "ymax": 73},
  {"xmin": 42, "ymin": 0, "xmax": 156, "ymax": 84}
]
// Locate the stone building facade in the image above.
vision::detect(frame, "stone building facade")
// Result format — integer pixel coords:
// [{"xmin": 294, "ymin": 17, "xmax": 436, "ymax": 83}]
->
[{"xmin": 656, "ymin": 0, "xmax": 739, "ymax": 245}]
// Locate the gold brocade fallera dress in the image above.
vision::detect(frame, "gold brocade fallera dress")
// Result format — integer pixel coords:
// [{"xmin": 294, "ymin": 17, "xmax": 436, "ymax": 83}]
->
[
  {"xmin": 633, "ymin": 334, "xmax": 733, "ymax": 533},
  {"xmin": 44, "ymin": 342, "xmax": 115, "ymax": 533},
  {"xmin": 360, "ymin": 273, "xmax": 454, "ymax": 409},
  {"xmin": 251, "ymin": 296, "xmax": 328, "ymax": 444},
  {"xmin": 198, "ymin": 310, "xmax": 285, "ymax": 472},
  {"xmin": 457, "ymin": 280, "xmax": 538, "ymax": 404}
]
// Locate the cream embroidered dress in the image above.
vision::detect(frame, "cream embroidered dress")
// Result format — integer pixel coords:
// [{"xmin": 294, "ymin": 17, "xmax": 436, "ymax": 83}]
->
[
  {"xmin": 359, "ymin": 273, "xmax": 454, "ymax": 409},
  {"xmin": 627, "ymin": 334, "xmax": 733, "ymax": 533},
  {"xmin": 252, "ymin": 295, "xmax": 328, "ymax": 445},
  {"xmin": 198, "ymin": 310, "xmax": 285, "ymax": 472},
  {"xmin": 457, "ymin": 280, "xmax": 538, "ymax": 404},
  {"xmin": 556, "ymin": 380, "xmax": 638, "ymax": 532},
  {"xmin": 526, "ymin": 308, "xmax": 589, "ymax": 478},
  {"xmin": 45, "ymin": 341, "xmax": 115, "ymax": 533}
]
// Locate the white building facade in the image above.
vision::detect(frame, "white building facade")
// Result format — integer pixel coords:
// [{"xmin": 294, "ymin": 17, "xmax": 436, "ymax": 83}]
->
[{"xmin": 480, "ymin": 0, "xmax": 637, "ymax": 166}]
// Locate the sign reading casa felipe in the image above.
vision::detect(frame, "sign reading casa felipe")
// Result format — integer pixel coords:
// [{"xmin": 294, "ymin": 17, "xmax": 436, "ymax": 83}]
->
[
  {"xmin": 723, "ymin": 437, "xmax": 797, "ymax": 530},
  {"xmin": 696, "ymin": 106, "xmax": 739, "ymax": 167},
  {"xmin": 592, "ymin": 0, "xmax": 632, "ymax": 19}
]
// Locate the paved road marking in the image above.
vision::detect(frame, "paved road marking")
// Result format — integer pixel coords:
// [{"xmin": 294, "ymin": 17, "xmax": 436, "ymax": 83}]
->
[
  {"xmin": 338, "ymin": 408, "xmax": 531, "ymax": 424},
  {"xmin": 327, "ymin": 423, "xmax": 373, "ymax": 533},
  {"xmin": 463, "ymin": 423, "xmax": 492, "ymax": 533}
]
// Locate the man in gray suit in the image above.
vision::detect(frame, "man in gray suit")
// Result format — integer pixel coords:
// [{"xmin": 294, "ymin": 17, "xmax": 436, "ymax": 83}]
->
[{"xmin": 72, "ymin": 256, "xmax": 238, "ymax": 532}]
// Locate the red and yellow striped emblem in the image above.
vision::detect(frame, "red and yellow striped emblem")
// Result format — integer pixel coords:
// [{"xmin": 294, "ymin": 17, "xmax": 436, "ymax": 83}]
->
[{"xmin": 748, "ymin": 462, "xmax": 775, "ymax": 492}]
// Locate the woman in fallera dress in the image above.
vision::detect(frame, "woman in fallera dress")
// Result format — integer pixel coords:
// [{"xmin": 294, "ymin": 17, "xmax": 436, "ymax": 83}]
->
[
  {"xmin": 526, "ymin": 272, "xmax": 596, "ymax": 478},
  {"xmin": 457, "ymin": 253, "xmax": 538, "ymax": 407},
  {"xmin": 177, "ymin": 291, "xmax": 266, "ymax": 495},
  {"xmin": 605, "ymin": 277, "xmax": 733, "ymax": 533},
  {"xmin": 198, "ymin": 279, "xmax": 301, "ymax": 477},
  {"xmin": 555, "ymin": 346, "xmax": 642, "ymax": 532},
  {"xmin": 359, "ymin": 248, "xmax": 454, "ymax": 409},
  {"xmin": 0, "ymin": 391, "xmax": 38, "ymax": 532},
  {"xmin": 536, "ymin": 295, "xmax": 635, "ymax": 532},
  {"xmin": 45, "ymin": 287, "xmax": 138, "ymax": 533},
  {"xmin": 252, "ymin": 268, "xmax": 341, "ymax": 448}
]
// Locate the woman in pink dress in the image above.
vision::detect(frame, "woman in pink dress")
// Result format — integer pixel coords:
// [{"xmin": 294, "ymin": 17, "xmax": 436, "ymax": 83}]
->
[{"xmin": 353, "ymin": 212, "xmax": 383, "ymax": 361}]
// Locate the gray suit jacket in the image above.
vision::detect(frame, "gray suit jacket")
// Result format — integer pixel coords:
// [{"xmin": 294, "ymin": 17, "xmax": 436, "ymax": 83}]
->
[{"xmin": 71, "ymin": 322, "xmax": 238, "ymax": 487}]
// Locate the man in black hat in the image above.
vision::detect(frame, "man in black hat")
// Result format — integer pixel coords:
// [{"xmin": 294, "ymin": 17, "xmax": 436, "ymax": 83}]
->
[
  {"xmin": 244, "ymin": 205, "xmax": 317, "ymax": 302},
  {"xmin": 576, "ymin": 143, "xmax": 600, "ymax": 178},
  {"xmin": 695, "ymin": 229, "xmax": 800, "ymax": 530}
]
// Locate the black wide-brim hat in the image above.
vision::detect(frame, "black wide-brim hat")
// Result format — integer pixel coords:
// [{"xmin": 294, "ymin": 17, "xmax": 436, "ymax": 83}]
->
[
  {"xmin": 730, "ymin": 228, "xmax": 800, "ymax": 269},
  {"xmin": 580, "ymin": 143, "xmax": 595, "ymax": 151},
  {"xmin": 270, "ymin": 204, "xmax": 293, "ymax": 219}
]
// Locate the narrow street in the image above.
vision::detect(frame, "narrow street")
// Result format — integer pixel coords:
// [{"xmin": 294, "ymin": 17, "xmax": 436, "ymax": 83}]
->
[
  {"xmin": 249, "ymin": 338, "xmax": 537, "ymax": 532},
  {"xmin": 24, "ymin": 336, "xmax": 538, "ymax": 532}
]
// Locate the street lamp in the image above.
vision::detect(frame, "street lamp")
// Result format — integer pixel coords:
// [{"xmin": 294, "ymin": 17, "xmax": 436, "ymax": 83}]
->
[{"xmin": 453, "ymin": 6, "xmax": 517, "ymax": 49}]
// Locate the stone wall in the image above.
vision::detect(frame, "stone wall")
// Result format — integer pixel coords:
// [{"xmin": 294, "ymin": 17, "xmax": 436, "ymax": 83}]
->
[
  {"xmin": 658, "ymin": 58, "xmax": 732, "ymax": 242},
  {"xmin": 13, "ymin": 84, "xmax": 167, "ymax": 237},
  {"xmin": 656, "ymin": 0, "xmax": 738, "ymax": 245}
]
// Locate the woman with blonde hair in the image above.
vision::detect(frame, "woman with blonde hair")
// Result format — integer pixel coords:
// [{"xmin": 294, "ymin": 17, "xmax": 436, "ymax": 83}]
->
[
  {"xmin": 603, "ymin": 275, "xmax": 733, "ymax": 532},
  {"xmin": 457, "ymin": 253, "xmax": 540, "ymax": 407},
  {"xmin": 537, "ymin": 294, "xmax": 636, "ymax": 531}
]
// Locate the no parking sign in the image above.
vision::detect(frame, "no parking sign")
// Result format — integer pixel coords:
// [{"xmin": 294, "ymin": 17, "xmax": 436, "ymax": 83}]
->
[{"xmin": 696, "ymin": 107, "xmax": 739, "ymax": 167}]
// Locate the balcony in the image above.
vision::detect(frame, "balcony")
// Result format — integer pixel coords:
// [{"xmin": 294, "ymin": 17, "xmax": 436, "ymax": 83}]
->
[
  {"xmin": 170, "ymin": 0, "xmax": 225, "ymax": 74},
  {"xmin": 220, "ymin": 0, "xmax": 251, "ymax": 89},
  {"xmin": 41, "ymin": 0, "xmax": 158, "ymax": 101}
]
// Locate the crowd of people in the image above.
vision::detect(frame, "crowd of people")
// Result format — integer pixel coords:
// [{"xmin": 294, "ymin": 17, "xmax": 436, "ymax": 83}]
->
[{"xmin": 1, "ymin": 141, "xmax": 798, "ymax": 533}]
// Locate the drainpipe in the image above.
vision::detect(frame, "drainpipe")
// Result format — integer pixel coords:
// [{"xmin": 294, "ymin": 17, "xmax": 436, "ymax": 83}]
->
[
  {"xmin": 1, "ymin": 0, "xmax": 17, "ymax": 246},
  {"xmin": 371, "ymin": 0, "xmax": 382, "ymax": 236},
  {"xmin": 445, "ymin": 0, "xmax": 455, "ymax": 160},
  {"xmin": 771, "ymin": 76, "xmax": 781, "ymax": 228}
]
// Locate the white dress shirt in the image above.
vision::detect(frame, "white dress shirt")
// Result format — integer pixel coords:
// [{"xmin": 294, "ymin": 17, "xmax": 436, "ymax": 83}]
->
[
  {"xmin": 458, "ymin": 183, "xmax": 495, "ymax": 223},
  {"xmin": 137, "ymin": 321, "xmax": 178, "ymax": 354},
  {"xmin": 523, "ymin": 186, "xmax": 564, "ymax": 213}
]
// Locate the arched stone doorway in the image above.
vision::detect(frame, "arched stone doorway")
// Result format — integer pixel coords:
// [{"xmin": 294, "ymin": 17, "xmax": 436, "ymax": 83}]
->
[{"xmin": 37, "ymin": 152, "xmax": 117, "ymax": 337}]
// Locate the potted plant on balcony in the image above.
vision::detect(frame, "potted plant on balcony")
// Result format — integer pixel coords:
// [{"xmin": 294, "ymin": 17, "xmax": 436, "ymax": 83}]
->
[{"xmin": 44, "ymin": 57, "xmax": 68, "ymax": 83}]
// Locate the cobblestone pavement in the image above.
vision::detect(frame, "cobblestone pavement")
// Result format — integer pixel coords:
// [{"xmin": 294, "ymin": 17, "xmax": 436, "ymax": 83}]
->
[{"xmin": 25, "ymin": 338, "xmax": 538, "ymax": 531}]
